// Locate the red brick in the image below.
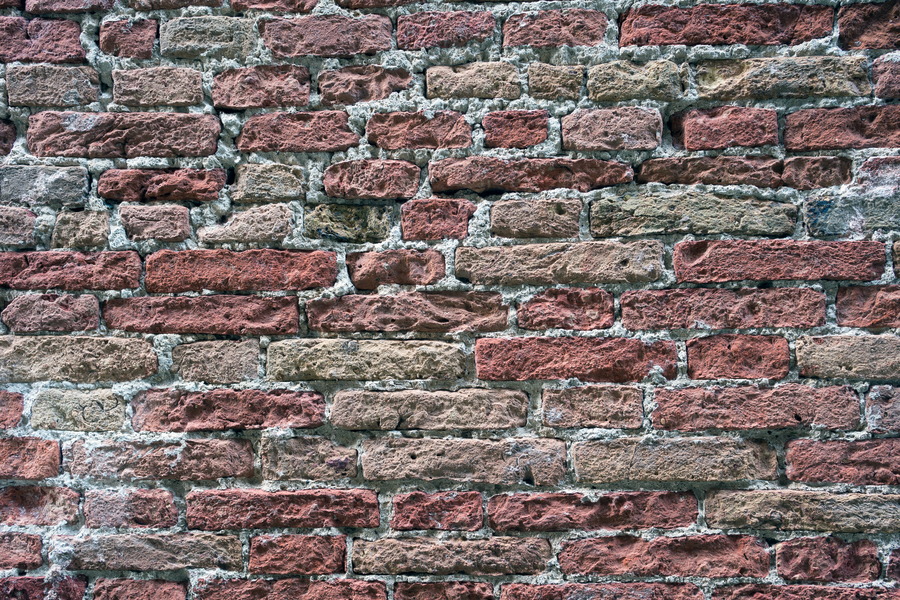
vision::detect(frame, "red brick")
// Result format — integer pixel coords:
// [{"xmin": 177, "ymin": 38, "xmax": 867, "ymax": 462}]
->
[
  {"xmin": 401, "ymin": 198, "xmax": 475, "ymax": 240},
  {"xmin": 542, "ymin": 386, "xmax": 643, "ymax": 428},
  {"xmin": 84, "ymin": 488, "xmax": 177, "ymax": 528},
  {"xmin": 396, "ymin": 583, "xmax": 492, "ymax": 600},
  {"xmin": 620, "ymin": 4, "xmax": 832, "ymax": 46},
  {"xmin": 186, "ymin": 488, "xmax": 379, "ymax": 530},
  {"xmin": 786, "ymin": 106, "xmax": 900, "ymax": 150},
  {"xmin": 891, "ymin": 551, "xmax": 900, "ymax": 581},
  {"xmin": 488, "ymin": 491, "xmax": 697, "ymax": 531},
  {"xmin": 65, "ymin": 438, "xmax": 254, "ymax": 481},
  {"xmin": 0, "ymin": 121, "xmax": 15, "ymax": 156},
  {"xmin": 194, "ymin": 579, "xmax": 385, "ymax": 600},
  {"xmin": 213, "ymin": 65, "xmax": 309, "ymax": 109},
  {"xmin": 99, "ymin": 19, "xmax": 156, "ymax": 59},
  {"xmin": 563, "ymin": 107, "xmax": 661, "ymax": 150},
  {"xmin": 307, "ymin": 291, "xmax": 506, "ymax": 333},
  {"xmin": 674, "ymin": 240, "xmax": 886, "ymax": 283},
  {"xmin": 503, "ymin": 9, "xmax": 607, "ymax": 47},
  {"xmin": 347, "ymin": 249, "xmax": 444, "ymax": 290},
  {"xmin": 0, "ymin": 438, "xmax": 59, "ymax": 479},
  {"xmin": 104, "ymin": 295, "xmax": 299, "ymax": 335},
  {"xmin": 687, "ymin": 334, "xmax": 789, "ymax": 380},
  {"xmin": 518, "ymin": 288, "xmax": 614, "ymax": 330},
  {"xmin": 654, "ymin": 384, "xmax": 860, "ymax": 431},
  {"xmin": 2, "ymin": 294, "xmax": 100, "ymax": 333},
  {"xmin": 133, "ymin": 388, "xmax": 323, "ymax": 432},
  {"xmin": 837, "ymin": 285, "xmax": 900, "ymax": 327},
  {"xmin": 0, "ymin": 251, "xmax": 140, "ymax": 291},
  {"xmin": 430, "ymin": 157, "xmax": 632, "ymax": 193},
  {"xmin": 787, "ymin": 438, "xmax": 900, "ymax": 485},
  {"xmin": 324, "ymin": 159, "xmax": 420, "ymax": 200},
  {"xmin": 397, "ymin": 11, "xmax": 494, "ymax": 49},
  {"xmin": 483, "ymin": 110, "xmax": 548, "ymax": 148},
  {"xmin": 874, "ymin": 57, "xmax": 900, "ymax": 98},
  {"xmin": 560, "ymin": 535, "xmax": 768, "ymax": 577},
  {"xmin": 119, "ymin": 204, "xmax": 190, "ymax": 242},
  {"xmin": 232, "ymin": 0, "xmax": 315, "ymax": 11},
  {"xmin": 622, "ymin": 288, "xmax": 825, "ymax": 330},
  {"xmin": 713, "ymin": 585, "xmax": 900, "ymax": 600},
  {"xmin": 262, "ymin": 15, "xmax": 391, "ymax": 58},
  {"xmin": 0, "ymin": 486, "xmax": 78, "ymax": 525},
  {"xmin": 838, "ymin": 0, "xmax": 899, "ymax": 49},
  {"xmin": 0, "ymin": 533, "xmax": 42, "ymax": 569},
  {"xmin": 250, "ymin": 535, "xmax": 345, "ymax": 575},
  {"xmin": 27, "ymin": 112, "xmax": 220, "ymax": 158},
  {"xmin": 0, "ymin": 577, "xmax": 86, "ymax": 600},
  {"xmin": 638, "ymin": 156, "xmax": 782, "ymax": 187},
  {"xmin": 0, "ymin": 391, "xmax": 23, "ymax": 428},
  {"xmin": 501, "ymin": 583, "xmax": 703, "ymax": 600},
  {"xmin": 776, "ymin": 537, "xmax": 880, "ymax": 582},
  {"xmin": 93, "ymin": 579, "xmax": 186, "ymax": 600},
  {"xmin": 145, "ymin": 249, "xmax": 337, "ymax": 292},
  {"xmin": 318, "ymin": 66, "xmax": 411, "ymax": 106},
  {"xmin": 367, "ymin": 111, "xmax": 471, "ymax": 150},
  {"xmin": 0, "ymin": 17, "xmax": 85, "ymax": 63},
  {"xmin": 98, "ymin": 168, "xmax": 225, "ymax": 203},
  {"xmin": 476, "ymin": 337, "xmax": 677, "ymax": 382},
  {"xmin": 673, "ymin": 106, "xmax": 778, "ymax": 150},
  {"xmin": 867, "ymin": 386, "xmax": 900, "ymax": 433},
  {"xmin": 238, "ymin": 111, "xmax": 358, "ymax": 153},
  {"xmin": 392, "ymin": 491, "xmax": 483, "ymax": 531}
]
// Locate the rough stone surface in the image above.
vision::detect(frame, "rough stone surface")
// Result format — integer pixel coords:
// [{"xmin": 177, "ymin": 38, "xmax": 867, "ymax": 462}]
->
[
  {"xmin": 303, "ymin": 204, "xmax": 391, "ymax": 243},
  {"xmin": 491, "ymin": 198, "xmax": 581, "ymax": 238},
  {"xmin": 0, "ymin": 251, "xmax": 139, "ymax": 290},
  {"xmin": 353, "ymin": 538, "xmax": 552, "ymax": 575},
  {"xmin": 119, "ymin": 204, "xmax": 190, "ymax": 242},
  {"xmin": 427, "ymin": 62, "xmax": 521, "ymax": 99},
  {"xmin": 262, "ymin": 15, "xmax": 391, "ymax": 57},
  {"xmin": 0, "ymin": 17, "xmax": 86, "ymax": 63},
  {"xmin": 231, "ymin": 164, "xmax": 303, "ymax": 203},
  {"xmin": 98, "ymin": 169, "xmax": 226, "ymax": 203},
  {"xmin": 62, "ymin": 534, "xmax": 243, "ymax": 571},
  {"xmin": 686, "ymin": 334, "xmax": 790, "ymax": 380},
  {"xmin": 51, "ymin": 211, "xmax": 109, "ymax": 248},
  {"xmin": 198, "ymin": 204, "xmax": 293, "ymax": 244},
  {"xmin": 7, "ymin": 65, "xmax": 99, "ymax": 107},
  {"xmin": 483, "ymin": 110, "xmax": 548, "ymax": 148},
  {"xmin": 542, "ymin": 385, "xmax": 643, "ymax": 428},
  {"xmin": 318, "ymin": 66, "xmax": 411, "ymax": 106},
  {"xmin": 160, "ymin": 17, "xmax": 254, "ymax": 59},
  {"xmin": 838, "ymin": 1, "xmax": 900, "ymax": 49},
  {"xmin": 797, "ymin": 335, "xmax": 900, "ymax": 380},
  {"xmin": 0, "ymin": 166, "xmax": 89, "ymax": 209},
  {"xmin": 695, "ymin": 57, "xmax": 870, "ymax": 99},
  {"xmin": 0, "ymin": 336, "xmax": 156, "ymax": 383},
  {"xmin": 113, "ymin": 67, "xmax": 202, "ymax": 107},
  {"xmin": 324, "ymin": 160, "xmax": 420, "ymax": 200},
  {"xmin": 397, "ymin": 11, "xmax": 494, "ymax": 50},
  {"xmin": 347, "ymin": 249, "xmax": 445, "ymax": 289},
  {"xmin": 238, "ymin": 111, "xmax": 359, "ymax": 153},
  {"xmin": 2, "ymin": 293, "xmax": 99, "ymax": 332},
  {"xmin": 528, "ymin": 63, "xmax": 583, "ymax": 100},
  {"xmin": 518, "ymin": 288, "xmax": 614, "ymax": 330}
]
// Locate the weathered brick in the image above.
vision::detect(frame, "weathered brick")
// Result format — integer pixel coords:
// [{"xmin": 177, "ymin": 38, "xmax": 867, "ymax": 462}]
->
[
  {"xmin": 0, "ymin": 438, "xmax": 59, "ymax": 479},
  {"xmin": 705, "ymin": 490, "xmax": 900, "ymax": 532},
  {"xmin": 304, "ymin": 204, "xmax": 390, "ymax": 243},
  {"xmin": 238, "ymin": 111, "xmax": 358, "ymax": 153},
  {"xmin": 457, "ymin": 241, "xmax": 662, "ymax": 285},
  {"xmin": 172, "ymin": 339, "xmax": 258, "ymax": 384},
  {"xmin": 261, "ymin": 436, "xmax": 356, "ymax": 481},
  {"xmin": 837, "ymin": 285, "xmax": 900, "ymax": 327},
  {"xmin": 674, "ymin": 240, "xmax": 886, "ymax": 282},
  {"xmin": 61, "ymin": 533, "xmax": 242, "ymax": 571},
  {"xmin": 307, "ymin": 292, "xmax": 506, "ymax": 333},
  {"xmin": 146, "ymin": 249, "xmax": 336, "ymax": 292},
  {"xmin": 518, "ymin": 288, "xmax": 613, "ymax": 331},
  {"xmin": 0, "ymin": 486, "xmax": 78, "ymax": 525},
  {"xmin": 401, "ymin": 198, "xmax": 474, "ymax": 240},
  {"xmin": 129, "ymin": 0, "xmax": 218, "ymax": 8},
  {"xmin": 0, "ymin": 391, "xmax": 24, "ymax": 428},
  {"xmin": 7, "ymin": 65, "xmax": 98, "ymax": 107},
  {"xmin": 250, "ymin": 535, "xmax": 344, "ymax": 574},
  {"xmin": 427, "ymin": 62, "xmax": 521, "ymax": 99},
  {"xmin": 84, "ymin": 488, "xmax": 177, "ymax": 528},
  {"xmin": 501, "ymin": 583, "xmax": 702, "ymax": 600},
  {"xmin": 353, "ymin": 537, "xmax": 551, "ymax": 575},
  {"xmin": 51, "ymin": 211, "xmax": 108, "ymax": 248},
  {"xmin": 504, "ymin": 10, "xmax": 606, "ymax": 47},
  {"xmin": 262, "ymin": 15, "xmax": 391, "ymax": 57},
  {"xmin": 0, "ymin": 207, "xmax": 36, "ymax": 247},
  {"xmin": 318, "ymin": 66, "xmax": 411, "ymax": 106},
  {"xmin": 186, "ymin": 488, "xmax": 379, "ymax": 530},
  {"xmin": 637, "ymin": 156, "xmax": 782, "ymax": 187},
  {"xmin": 213, "ymin": 65, "xmax": 310, "ymax": 109},
  {"xmin": 488, "ymin": 491, "xmax": 697, "ymax": 531},
  {"xmin": 838, "ymin": 0, "xmax": 899, "ymax": 49},
  {"xmin": 874, "ymin": 57, "xmax": 900, "ymax": 98},
  {"xmin": 0, "ymin": 533, "xmax": 42, "ymax": 569},
  {"xmin": 797, "ymin": 335, "xmax": 900, "ymax": 380},
  {"xmin": 347, "ymin": 249, "xmax": 445, "ymax": 289},
  {"xmin": 0, "ymin": 122, "xmax": 13, "ymax": 157},
  {"xmin": 483, "ymin": 110, "xmax": 548, "ymax": 148},
  {"xmin": 113, "ymin": 67, "xmax": 202, "ymax": 107},
  {"xmin": 776, "ymin": 537, "xmax": 880, "ymax": 582},
  {"xmin": 28, "ymin": 112, "xmax": 220, "ymax": 158},
  {"xmin": 331, "ymin": 388, "xmax": 527, "ymax": 430},
  {"xmin": 491, "ymin": 198, "xmax": 581, "ymax": 239},
  {"xmin": 65, "ymin": 438, "xmax": 254, "ymax": 481},
  {"xmin": 99, "ymin": 168, "xmax": 225, "ymax": 203},
  {"xmin": 160, "ymin": 17, "xmax": 254, "ymax": 59},
  {"xmin": 867, "ymin": 386, "xmax": 900, "ymax": 433},
  {"xmin": 367, "ymin": 111, "xmax": 471, "ymax": 150},
  {"xmin": 267, "ymin": 339, "xmax": 465, "ymax": 381},
  {"xmin": 105, "ymin": 295, "xmax": 299, "ymax": 335},
  {"xmin": 31, "ymin": 389, "xmax": 124, "ymax": 431},
  {"xmin": 0, "ymin": 251, "xmax": 138, "ymax": 291},
  {"xmin": 714, "ymin": 585, "xmax": 900, "ymax": 600},
  {"xmin": 324, "ymin": 160, "xmax": 420, "ymax": 200},
  {"xmin": 654, "ymin": 384, "xmax": 859, "ymax": 431},
  {"xmin": 563, "ymin": 107, "xmax": 661, "ymax": 150},
  {"xmin": 528, "ymin": 63, "xmax": 583, "ymax": 100},
  {"xmin": 587, "ymin": 60, "xmax": 682, "ymax": 101},
  {"xmin": 0, "ymin": 17, "xmax": 85, "ymax": 63},
  {"xmin": 231, "ymin": 0, "xmax": 315, "ymax": 11},
  {"xmin": 392, "ymin": 491, "xmax": 483, "ymax": 531},
  {"xmin": 696, "ymin": 56, "xmax": 869, "ymax": 99},
  {"xmin": 0, "ymin": 336, "xmax": 156, "ymax": 383},
  {"xmin": 782, "ymin": 156, "xmax": 853, "ymax": 189},
  {"xmin": 99, "ymin": 19, "xmax": 156, "ymax": 58},
  {"xmin": 93, "ymin": 579, "xmax": 186, "ymax": 600},
  {"xmin": 397, "ymin": 11, "xmax": 494, "ymax": 49},
  {"xmin": 119, "ymin": 204, "xmax": 190, "ymax": 242},
  {"xmin": 673, "ymin": 106, "xmax": 778, "ymax": 150},
  {"xmin": 194, "ymin": 579, "xmax": 385, "ymax": 600},
  {"xmin": 199, "ymin": 204, "xmax": 292, "ymax": 244},
  {"xmin": 0, "ymin": 577, "xmax": 87, "ymax": 600},
  {"xmin": 620, "ymin": 4, "xmax": 832, "ymax": 46},
  {"xmin": 2, "ymin": 294, "xmax": 100, "ymax": 333},
  {"xmin": 397, "ymin": 582, "xmax": 492, "ymax": 600},
  {"xmin": 560, "ymin": 535, "xmax": 768, "ymax": 577},
  {"xmin": 787, "ymin": 438, "xmax": 900, "ymax": 485},
  {"xmin": 542, "ymin": 385, "xmax": 642, "ymax": 428},
  {"xmin": 0, "ymin": 165, "xmax": 88, "ymax": 209},
  {"xmin": 362, "ymin": 438, "xmax": 566, "ymax": 485},
  {"xmin": 786, "ymin": 106, "xmax": 900, "ymax": 150},
  {"xmin": 687, "ymin": 334, "xmax": 790, "ymax": 380},
  {"xmin": 574, "ymin": 437, "xmax": 776, "ymax": 483},
  {"xmin": 133, "ymin": 388, "xmax": 323, "ymax": 432},
  {"xmin": 431, "ymin": 157, "xmax": 632, "ymax": 193}
]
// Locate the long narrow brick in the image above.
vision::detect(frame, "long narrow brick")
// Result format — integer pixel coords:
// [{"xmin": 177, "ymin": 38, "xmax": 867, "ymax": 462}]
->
[
  {"xmin": 786, "ymin": 439, "xmax": 900, "ymax": 485},
  {"xmin": 0, "ymin": 251, "xmax": 140, "ymax": 290},
  {"xmin": 786, "ymin": 106, "xmax": 900, "ymax": 150},
  {"xmin": 0, "ymin": 336, "xmax": 157, "ymax": 383},
  {"xmin": 430, "ymin": 157, "xmax": 632, "ymax": 193},
  {"xmin": 353, "ymin": 538, "xmax": 551, "ymax": 575},
  {"xmin": 60, "ymin": 533, "xmax": 242, "ymax": 571}
]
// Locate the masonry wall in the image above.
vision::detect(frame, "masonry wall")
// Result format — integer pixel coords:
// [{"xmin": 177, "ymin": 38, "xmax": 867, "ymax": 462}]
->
[{"xmin": 1, "ymin": 0, "xmax": 899, "ymax": 598}]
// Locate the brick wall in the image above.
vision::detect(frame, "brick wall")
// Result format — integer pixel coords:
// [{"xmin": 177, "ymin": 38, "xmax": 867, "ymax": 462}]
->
[{"xmin": 1, "ymin": 0, "xmax": 899, "ymax": 597}]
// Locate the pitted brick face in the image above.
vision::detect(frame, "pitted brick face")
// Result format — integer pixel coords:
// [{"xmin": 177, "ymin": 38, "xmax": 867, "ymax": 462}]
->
[{"xmin": 2, "ymin": 0, "xmax": 899, "ymax": 595}]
